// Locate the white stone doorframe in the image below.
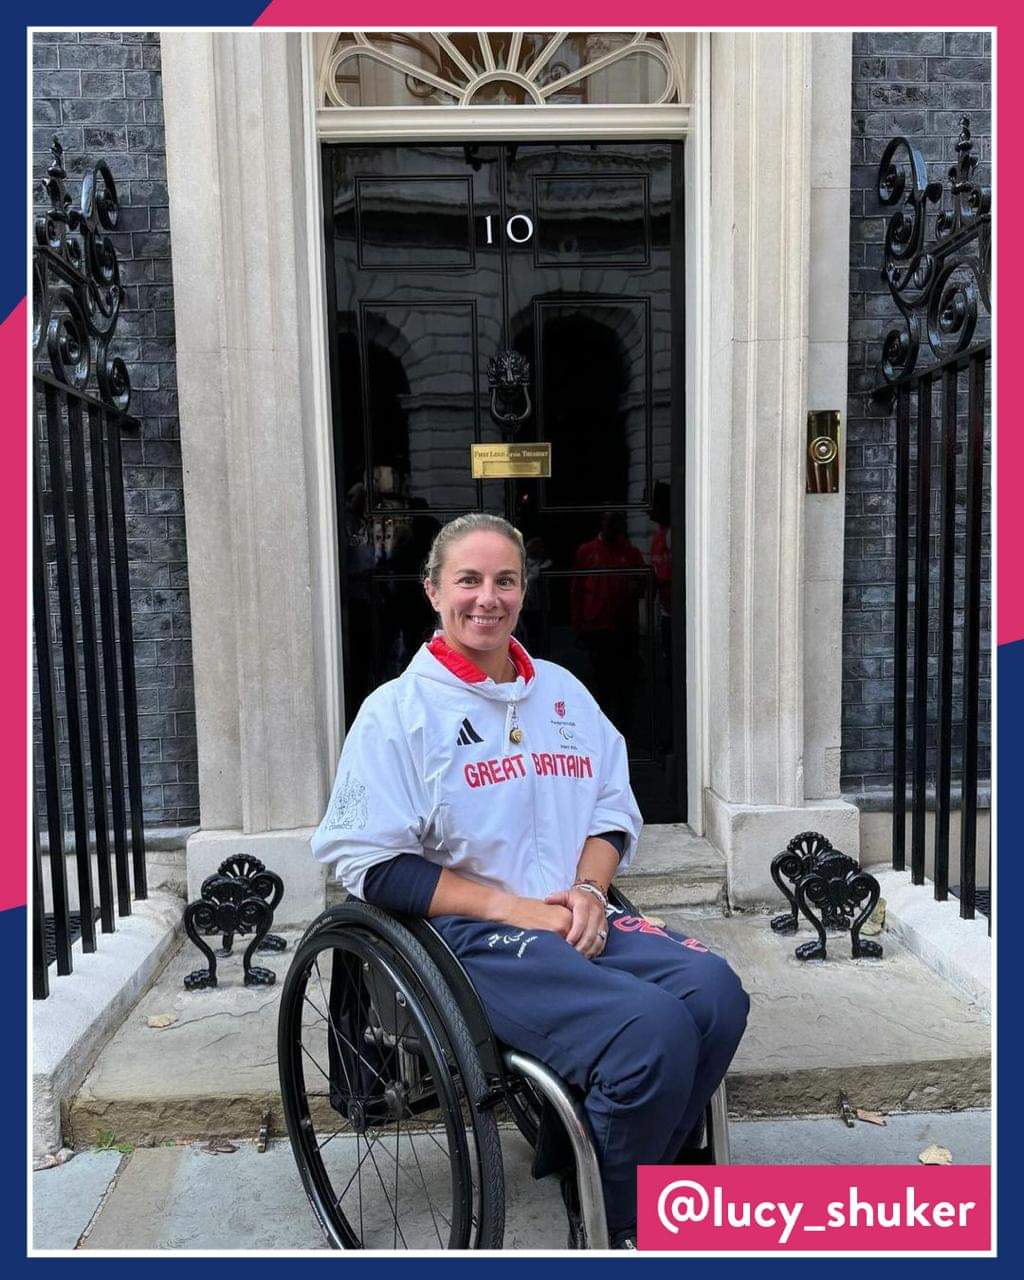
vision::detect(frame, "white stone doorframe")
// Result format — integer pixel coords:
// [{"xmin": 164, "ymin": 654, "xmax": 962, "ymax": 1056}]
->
[
  {"xmin": 162, "ymin": 30, "xmax": 856, "ymax": 921},
  {"xmin": 701, "ymin": 32, "xmax": 860, "ymax": 901}
]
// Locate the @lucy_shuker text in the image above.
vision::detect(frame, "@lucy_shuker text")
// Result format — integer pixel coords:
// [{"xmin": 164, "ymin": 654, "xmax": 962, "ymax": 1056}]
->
[{"xmin": 649, "ymin": 1177, "xmax": 983, "ymax": 1247}]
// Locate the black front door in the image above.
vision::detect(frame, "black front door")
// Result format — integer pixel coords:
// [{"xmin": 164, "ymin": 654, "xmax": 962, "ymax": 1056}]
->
[{"xmin": 325, "ymin": 141, "xmax": 685, "ymax": 821}]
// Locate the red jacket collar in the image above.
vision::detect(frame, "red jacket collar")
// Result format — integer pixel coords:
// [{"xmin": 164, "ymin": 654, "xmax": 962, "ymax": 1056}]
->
[{"xmin": 426, "ymin": 634, "xmax": 535, "ymax": 685}]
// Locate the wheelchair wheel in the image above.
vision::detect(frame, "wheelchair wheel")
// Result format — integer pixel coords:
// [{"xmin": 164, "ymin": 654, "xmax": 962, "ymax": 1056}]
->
[{"xmin": 278, "ymin": 904, "xmax": 504, "ymax": 1249}]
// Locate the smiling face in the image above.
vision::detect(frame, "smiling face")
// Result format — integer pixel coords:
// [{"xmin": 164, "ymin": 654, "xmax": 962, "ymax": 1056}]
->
[{"xmin": 424, "ymin": 530, "xmax": 525, "ymax": 671}]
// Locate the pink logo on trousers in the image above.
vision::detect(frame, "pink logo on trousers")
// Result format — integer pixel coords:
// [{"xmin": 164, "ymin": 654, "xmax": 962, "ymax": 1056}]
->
[{"xmin": 612, "ymin": 916, "xmax": 710, "ymax": 952}]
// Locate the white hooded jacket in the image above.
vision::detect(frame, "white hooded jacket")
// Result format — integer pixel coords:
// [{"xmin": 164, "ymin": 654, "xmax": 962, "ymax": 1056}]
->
[{"xmin": 311, "ymin": 635, "xmax": 643, "ymax": 901}]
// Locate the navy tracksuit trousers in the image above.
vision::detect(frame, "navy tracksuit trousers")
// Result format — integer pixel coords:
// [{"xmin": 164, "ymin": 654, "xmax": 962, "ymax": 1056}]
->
[{"xmin": 432, "ymin": 907, "xmax": 750, "ymax": 1236}]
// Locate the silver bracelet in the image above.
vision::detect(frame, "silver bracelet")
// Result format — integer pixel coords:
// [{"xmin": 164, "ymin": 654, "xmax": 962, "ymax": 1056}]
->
[{"xmin": 571, "ymin": 880, "xmax": 609, "ymax": 911}]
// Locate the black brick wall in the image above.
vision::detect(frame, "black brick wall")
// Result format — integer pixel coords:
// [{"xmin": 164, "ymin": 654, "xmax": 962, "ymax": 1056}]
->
[
  {"xmin": 843, "ymin": 31, "xmax": 991, "ymax": 795},
  {"xmin": 33, "ymin": 32, "xmax": 198, "ymax": 829}
]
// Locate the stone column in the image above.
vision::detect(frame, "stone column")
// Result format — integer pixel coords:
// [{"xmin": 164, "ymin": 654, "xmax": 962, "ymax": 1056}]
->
[
  {"xmin": 161, "ymin": 32, "xmax": 339, "ymax": 921},
  {"xmin": 703, "ymin": 32, "xmax": 858, "ymax": 903},
  {"xmin": 804, "ymin": 33, "xmax": 854, "ymax": 804}
]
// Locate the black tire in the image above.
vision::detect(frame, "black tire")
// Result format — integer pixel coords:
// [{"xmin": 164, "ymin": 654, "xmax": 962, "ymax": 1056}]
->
[{"xmin": 278, "ymin": 904, "xmax": 504, "ymax": 1249}]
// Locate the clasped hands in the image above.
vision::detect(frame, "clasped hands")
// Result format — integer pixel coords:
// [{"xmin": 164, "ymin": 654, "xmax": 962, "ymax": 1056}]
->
[
  {"xmin": 546, "ymin": 884, "xmax": 609, "ymax": 959},
  {"xmin": 501, "ymin": 886, "xmax": 609, "ymax": 959}
]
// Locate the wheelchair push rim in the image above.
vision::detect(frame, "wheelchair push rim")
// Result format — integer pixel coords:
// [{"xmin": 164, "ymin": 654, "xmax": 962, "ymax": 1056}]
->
[{"xmin": 278, "ymin": 920, "xmax": 500, "ymax": 1249}]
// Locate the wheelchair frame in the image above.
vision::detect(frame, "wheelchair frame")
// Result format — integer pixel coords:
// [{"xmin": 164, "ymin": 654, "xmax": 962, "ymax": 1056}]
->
[{"xmin": 278, "ymin": 889, "xmax": 730, "ymax": 1250}]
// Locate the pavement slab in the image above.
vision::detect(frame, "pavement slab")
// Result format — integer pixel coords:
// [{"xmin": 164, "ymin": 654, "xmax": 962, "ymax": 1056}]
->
[
  {"xmin": 728, "ymin": 1108, "xmax": 991, "ymax": 1166},
  {"xmin": 79, "ymin": 1133, "xmax": 567, "ymax": 1251},
  {"xmin": 81, "ymin": 1143, "xmax": 328, "ymax": 1250},
  {"xmin": 69, "ymin": 911, "xmax": 990, "ymax": 1147},
  {"xmin": 33, "ymin": 1151, "xmax": 123, "ymax": 1250}
]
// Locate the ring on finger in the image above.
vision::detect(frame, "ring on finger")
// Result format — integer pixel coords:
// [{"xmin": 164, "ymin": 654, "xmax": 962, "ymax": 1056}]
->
[{"xmin": 597, "ymin": 929, "xmax": 608, "ymax": 941}]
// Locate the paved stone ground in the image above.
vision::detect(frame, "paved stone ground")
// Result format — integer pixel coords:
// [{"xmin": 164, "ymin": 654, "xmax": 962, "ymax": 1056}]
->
[
  {"xmin": 33, "ymin": 1111, "xmax": 991, "ymax": 1251},
  {"xmin": 67, "ymin": 911, "xmax": 990, "ymax": 1147},
  {"xmin": 32, "ymin": 1151, "xmax": 123, "ymax": 1251},
  {"xmin": 662, "ymin": 909, "xmax": 990, "ymax": 1117}
]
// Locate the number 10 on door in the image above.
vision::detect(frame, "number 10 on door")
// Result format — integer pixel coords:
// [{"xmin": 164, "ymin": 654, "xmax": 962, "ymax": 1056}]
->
[{"xmin": 483, "ymin": 214, "xmax": 534, "ymax": 244}]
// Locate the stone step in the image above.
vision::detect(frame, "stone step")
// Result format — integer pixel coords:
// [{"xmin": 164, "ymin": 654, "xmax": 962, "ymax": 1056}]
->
[
  {"xmin": 326, "ymin": 824, "xmax": 727, "ymax": 912},
  {"xmin": 618, "ymin": 825, "xmax": 727, "ymax": 910},
  {"xmin": 67, "ymin": 907, "xmax": 989, "ymax": 1148}
]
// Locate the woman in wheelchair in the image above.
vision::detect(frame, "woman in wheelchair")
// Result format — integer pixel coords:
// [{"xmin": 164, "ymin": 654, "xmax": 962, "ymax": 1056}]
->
[{"xmin": 296, "ymin": 512, "xmax": 749, "ymax": 1250}]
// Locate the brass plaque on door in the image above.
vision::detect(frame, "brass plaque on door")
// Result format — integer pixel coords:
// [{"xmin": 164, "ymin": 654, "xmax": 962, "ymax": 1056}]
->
[{"xmin": 470, "ymin": 443, "xmax": 552, "ymax": 479}]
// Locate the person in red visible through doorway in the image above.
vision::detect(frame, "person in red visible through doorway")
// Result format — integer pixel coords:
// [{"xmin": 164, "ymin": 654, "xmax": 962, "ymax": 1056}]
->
[
  {"xmin": 570, "ymin": 511, "xmax": 645, "ymax": 735},
  {"xmin": 312, "ymin": 513, "xmax": 749, "ymax": 1250}
]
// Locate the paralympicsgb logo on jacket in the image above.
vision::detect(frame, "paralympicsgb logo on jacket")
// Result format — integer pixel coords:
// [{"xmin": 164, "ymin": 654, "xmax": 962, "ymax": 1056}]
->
[{"xmin": 554, "ymin": 701, "xmax": 566, "ymax": 718}]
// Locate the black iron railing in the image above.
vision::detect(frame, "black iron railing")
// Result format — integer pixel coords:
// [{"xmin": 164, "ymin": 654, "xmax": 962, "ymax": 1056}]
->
[
  {"xmin": 33, "ymin": 138, "xmax": 147, "ymax": 998},
  {"xmin": 874, "ymin": 118, "xmax": 991, "ymax": 922}
]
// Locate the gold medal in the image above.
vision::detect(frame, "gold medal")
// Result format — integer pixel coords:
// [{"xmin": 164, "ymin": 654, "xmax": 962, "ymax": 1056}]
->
[{"xmin": 507, "ymin": 658, "xmax": 524, "ymax": 743}]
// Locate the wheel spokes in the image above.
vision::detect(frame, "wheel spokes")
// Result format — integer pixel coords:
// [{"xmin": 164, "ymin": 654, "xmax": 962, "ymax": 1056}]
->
[
  {"xmin": 290, "ymin": 935, "xmax": 482, "ymax": 1250},
  {"xmin": 403, "ymin": 1125, "xmax": 449, "ymax": 1245}
]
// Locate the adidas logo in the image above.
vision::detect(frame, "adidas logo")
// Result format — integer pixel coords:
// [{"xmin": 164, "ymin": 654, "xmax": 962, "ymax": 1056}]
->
[{"xmin": 456, "ymin": 717, "xmax": 483, "ymax": 746}]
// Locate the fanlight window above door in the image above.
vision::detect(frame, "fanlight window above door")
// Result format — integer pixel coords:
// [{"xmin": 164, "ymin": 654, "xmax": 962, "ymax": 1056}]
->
[{"xmin": 319, "ymin": 32, "xmax": 682, "ymax": 109}]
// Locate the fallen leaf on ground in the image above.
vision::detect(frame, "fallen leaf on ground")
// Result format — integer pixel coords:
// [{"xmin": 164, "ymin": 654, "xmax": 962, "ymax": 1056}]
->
[
  {"xmin": 200, "ymin": 1139, "xmax": 238, "ymax": 1154},
  {"xmin": 146, "ymin": 1013, "xmax": 177, "ymax": 1029},
  {"xmin": 856, "ymin": 1109, "xmax": 887, "ymax": 1126},
  {"xmin": 642, "ymin": 914, "xmax": 666, "ymax": 928},
  {"xmin": 918, "ymin": 1144, "xmax": 953, "ymax": 1165},
  {"xmin": 861, "ymin": 899, "xmax": 886, "ymax": 937}
]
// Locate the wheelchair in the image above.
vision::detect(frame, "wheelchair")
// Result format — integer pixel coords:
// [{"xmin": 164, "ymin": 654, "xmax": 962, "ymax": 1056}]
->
[{"xmin": 277, "ymin": 886, "xmax": 730, "ymax": 1250}]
